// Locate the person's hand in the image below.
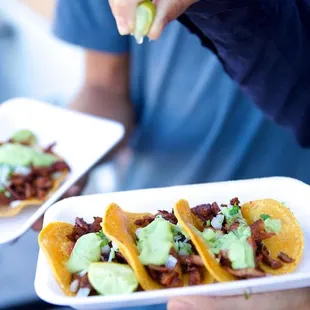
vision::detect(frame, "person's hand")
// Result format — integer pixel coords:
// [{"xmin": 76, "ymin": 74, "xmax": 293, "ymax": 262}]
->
[
  {"xmin": 168, "ymin": 288, "xmax": 310, "ymax": 310},
  {"xmin": 108, "ymin": 0, "xmax": 196, "ymax": 40},
  {"xmin": 31, "ymin": 174, "xmax": 89, "ymax": 231}
]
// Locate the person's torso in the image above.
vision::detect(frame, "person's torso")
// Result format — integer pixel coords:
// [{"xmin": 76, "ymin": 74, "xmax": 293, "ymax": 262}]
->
[{"xmin": 119, "ymin": 21, "xmax": 310, "ymax": 190}]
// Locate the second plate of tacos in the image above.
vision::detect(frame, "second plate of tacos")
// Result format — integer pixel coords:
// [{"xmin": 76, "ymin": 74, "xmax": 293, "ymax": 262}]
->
[
  {"xmin": 174, "ymin": 197, "xmax": 304, "ymax": 282},
  {"xmin": 0, "ymin": 129, "xmax": 70, "ymax": 217},
  {"xmin": 102, "ymin": 203, "xmax": 214, "ymax": 291}
]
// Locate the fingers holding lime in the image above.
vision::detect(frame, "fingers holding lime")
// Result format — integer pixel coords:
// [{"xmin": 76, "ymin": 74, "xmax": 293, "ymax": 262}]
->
[{"xmin": 134, "ymin": 0, "xmax": 156, "ymax": 44}]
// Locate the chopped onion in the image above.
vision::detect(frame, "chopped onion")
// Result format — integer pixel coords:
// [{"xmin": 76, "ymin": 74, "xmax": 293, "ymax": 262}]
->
[
  {"xmin": 101, "ymin": 245, "xmax": 110, "ymax": 254},
  {"xmin": 76, "ymin": 287, "xmax": 91, "ymax": 297},
  {"xmin": 70, "ymin": 279, "xmax": 79, "ymax": 293},
  {"xmin": 211, "ymin": 214, "xmax": 224, "ymax": 230},
  {"xmin": 4, "ymin": 191, "xmax": 11, "ymax": 198},
  {"xmin": 52, "ymin": 172, "xmax": 62, "ymax": 180},
  {"xmin": 173, "ymin": 235, "xmax": 182, "ymax": 242},
  {"xmin": 0, "ymin": 165, "xmax": 11, "ymax": 185},
  {"xmin": 10, "ymin": 200, "xmax": 22, "ymax": 208},
  {"xmin": 135, "ymin": 228, "xmax": 142, "ymax": 239},
  {"xmin": 112, "ymin": 241, "xmax": 119, "ymax": 251},
  {"xmin": 14, "ymin": 166, "xmax": 31, "ymax": 175},
  {"xmin": 108, "ymin": 248, "xmax": 115, "ymax": 262},
  {"xmin": 79, "ymin": 269, "xmax": 88, "ymax": 277},
  {"xmin": 165, "ymin": 255, "xmax": 178, "ymax": 269}
]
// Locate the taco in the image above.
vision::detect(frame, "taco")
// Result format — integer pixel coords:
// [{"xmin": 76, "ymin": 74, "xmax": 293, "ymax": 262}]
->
[
  {"xmin": 174, "ymin": 198, "xmax": 304, "ymax": 282},
  {"xmin": 102, "ymin": 203, "xmax": 213, "ymax": 292},
  {"xmin": 0, "ymin": 129, "xmax": 70, "ymax": 217},
  {"xmin": 38, "ymin": 217, "xmax": 139, "ymax": 296}
]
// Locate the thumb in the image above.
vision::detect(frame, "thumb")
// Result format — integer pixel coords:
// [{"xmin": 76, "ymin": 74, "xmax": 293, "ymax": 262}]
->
[
  {"xmin": 168, "ymin": 296, "xmax": 213, "ymax": 310},
  {"xmin": 148, "ymin": 0, "xmax": 196, "ymax": 40},
  {"xmin": 168, "ymin": 295, "xmax": 250, "ymax": 310}
]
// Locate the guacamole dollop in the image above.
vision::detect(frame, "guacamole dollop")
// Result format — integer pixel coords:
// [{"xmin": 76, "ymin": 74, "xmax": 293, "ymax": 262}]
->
[
  {"xmin": 0, "ymin": 143, "xmax": 57, "ymax": 167},
  {"xmin": 66, "ymin": 233, "xmax": 102, "ymax": 273},
  {"xmin": 137, "ymin": 216, "xmax": 174, "ymax": 265},
  {"xmin": 203, "ymin": 225, "xmax": 255, "ymax": 270}
]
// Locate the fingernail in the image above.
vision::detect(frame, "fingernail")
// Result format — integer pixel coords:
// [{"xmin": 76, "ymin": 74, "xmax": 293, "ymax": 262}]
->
[{"xmin": 116, "ymin": 17, "xmax": 129, "ymax": 35}]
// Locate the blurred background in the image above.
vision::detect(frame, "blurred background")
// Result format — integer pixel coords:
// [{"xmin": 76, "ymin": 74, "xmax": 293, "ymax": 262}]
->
[{"xmin": 0, "ymin": 1, "xmax": 116, "ymax": 309}]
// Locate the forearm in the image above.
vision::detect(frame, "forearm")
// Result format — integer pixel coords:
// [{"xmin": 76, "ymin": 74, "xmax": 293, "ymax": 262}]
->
[
  {"xmin": 69, "ymin": 85, "xmax": 134, "ymax": 161},
  {"xmin": 179, "ymin": 0, "xmax": 310, "ymax": 146}
]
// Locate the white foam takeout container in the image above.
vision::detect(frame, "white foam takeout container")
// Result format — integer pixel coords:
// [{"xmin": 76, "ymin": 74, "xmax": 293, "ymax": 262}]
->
[
  {"xmin": 35, "ymin": 176, "xmax": 310, "ymax": 310},
  {"xmin": 0, "ymin": 98, "xmax": 124, "ymax": 244}
]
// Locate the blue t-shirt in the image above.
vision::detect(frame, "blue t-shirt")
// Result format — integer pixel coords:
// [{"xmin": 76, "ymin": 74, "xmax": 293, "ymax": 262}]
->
[{"xmin": 54, "ymin": 0, "xmax": 310, "ymax": 191}]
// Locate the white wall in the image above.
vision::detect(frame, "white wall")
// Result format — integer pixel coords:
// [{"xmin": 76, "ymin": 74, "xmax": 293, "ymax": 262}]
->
[{"xmin": 0, "ymin": 0, "xmax": 85, "ymax": 105}]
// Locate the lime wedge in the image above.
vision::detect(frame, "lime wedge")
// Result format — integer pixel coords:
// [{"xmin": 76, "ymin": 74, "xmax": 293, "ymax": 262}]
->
[
  {"xmin": 134, "ymin": 0, "xmax": 156, "ymax": 44},
  {"xmin": 88, "ymin": 262, "xmax": 139, "ymax": 295}
]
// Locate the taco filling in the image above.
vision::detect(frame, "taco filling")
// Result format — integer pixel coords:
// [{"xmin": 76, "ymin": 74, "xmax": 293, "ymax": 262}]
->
[
  {"xmin": 65, "ymin": 217, "xmax": 138, "ymax": 296},
  {"xmin": 0, "ymin": 130, "xmax": 69, "ymax": 210},
  {"xmin": 189, "ymin": 198, "xmax": 295, "ymax": 279},
  {"xmin": 134, "ymin": 210, "xmax": 206, "ymax": 287}
]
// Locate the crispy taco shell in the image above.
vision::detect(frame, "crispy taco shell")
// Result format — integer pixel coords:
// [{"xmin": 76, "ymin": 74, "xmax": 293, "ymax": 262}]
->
[
  {"xmin": 102, "ymin": 203, "xmax": 213, "ymax": 291},
  {"xmin": 174, "ymin": 199, "xmax": 235, "ymax": 282},
  {"xmin": 241, "ymin": 199, "xmax": 304, "ymax": 274},
  {"xmin": 38, "ymin": 222, "xmax": 75, "ymax": 296},
  {"xmin": 0, "ymin": 170, "xmax": 68, "ymax": 217}
]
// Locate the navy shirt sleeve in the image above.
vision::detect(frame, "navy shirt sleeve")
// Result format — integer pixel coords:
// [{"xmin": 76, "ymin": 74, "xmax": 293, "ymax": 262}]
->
[
  {"xmin": 53, "ymin": 0, "xmax": 129, "ymax": 53},
  {"xmin": 179, "ymin": 0, "xmax": 310, "ymax": 147}
]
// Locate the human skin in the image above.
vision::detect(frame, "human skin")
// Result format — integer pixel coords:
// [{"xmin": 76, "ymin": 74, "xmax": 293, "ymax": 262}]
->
[
  {"xmin": 167, "ymin": 288, "xmax": 310, "ymax": 310},
  {"xmin": 108, "ymin": 0, "xmax": 196, "ymax": 39}
]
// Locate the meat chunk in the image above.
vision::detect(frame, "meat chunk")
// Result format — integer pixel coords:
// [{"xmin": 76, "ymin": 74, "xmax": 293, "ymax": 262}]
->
[
  {"xmin": 211, "ymin": 202, "xmax": 221, "ymax": 214},
  {"xmin": 230, "ymin": 197, "xmax": 240, "ymax": 206},
  {"xmin": 2, "ymin": 156, "xmax": 70, "ymax": 204},
  {"xmin": 50, "ymin": 161, "xmax": 70, "ymax": 172},
  {"xmin": 262, "ymin": 254, "xmax": 283, "ymax": 269},
  {"xmin": 156, "ymin": 210, "xmax": 178, "ymax": 225},
  {"xmin": 134, "ymin": 215, "xmax": 155, "ymax": 227},
  {"xmin": 88, "ymin": 217, "xmax": 102, "ymax": 233},
  {"xmin": 250, "ymin": 219, "xmax": 275, "ymax": 242},
  {"xmin": 278, "ymin": 252, "xmax": 295, "ymax": 263},
  {"xmin": 79, "ymin": 274, "xmax": 93, "ymax": 289},
  {"xmin": 218, "ymin": 251, "xmax": 232, "ymax": 268},
  {"xmin": 179, "ymin": 255, "xmax": 204, "ymax": 267},
  {"xmin": 134, "ymin": 210, "xmax": 177, "ymax": 227},
  {"xmin": 260, "ymin": 244, "xmax": 283, "ymax": 269},
  {"xmin": 67, "ymin": 217, "xmax": 102, "ymax": 242},
  {"xmin": 147, "ymin": 247, "xmax": 184, "ymax": 288},
  {"xmin": 187, "ymin": 266, "xmax": 202, "ymax": 286},
  {"xmin": 44, "ymin": 142, "xmax": 56, "ymax": 153},
  {"xmin": 0, "ymin": 193, "xmax": 11, "ymax": 205},
  {"xmin": 35, "ymin": 177, "xmax": 53, "ymax": 189},
  {"xmin": 191, "ymin": 204, "xmax": 214, "ymax": 222},
  {"xmin": 225, "ymin": 267, "xmax": 265, "ymax": 279},
  {"xmin": 147, "ymin": 263, "xmax": 184, "ymax": 288},
  {"xmin": 115, "ymin": 252, "xmax": 128, "ymax": 264}
]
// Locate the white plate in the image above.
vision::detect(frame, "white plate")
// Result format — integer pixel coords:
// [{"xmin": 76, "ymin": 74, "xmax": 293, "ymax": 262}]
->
[
  {"xmin": 35, "ymin": 176, "xmax": 310, "ymax": 310},
  {"xmin": 0, "ymin": 98, "xmax": 124, "ymax": 244}
]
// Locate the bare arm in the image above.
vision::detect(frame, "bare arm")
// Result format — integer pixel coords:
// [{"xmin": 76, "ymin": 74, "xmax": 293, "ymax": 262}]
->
[{"xmin": 70, "ymin": 50, "xmax": 134, "ymax": 159}]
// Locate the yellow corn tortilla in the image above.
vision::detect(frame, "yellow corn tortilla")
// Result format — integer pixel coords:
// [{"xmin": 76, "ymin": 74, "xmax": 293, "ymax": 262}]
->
[
  {"xmin": 38, "ymin": 222, "xmax": 75, "ymax": 296},
  {"xmin": 241, "ymin": 199, "xmax": 304, "ymax": 274},
  {"xmin": 174, "ymin": 199, "xmax": 235, "ymax": 282},
  {"xmin": 0, "ymin": 170, "xmax": 68, "ymax": 217},
  {"xmin": 102, "ymin": 203, "xmax": 213, "ymax": 291}
]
